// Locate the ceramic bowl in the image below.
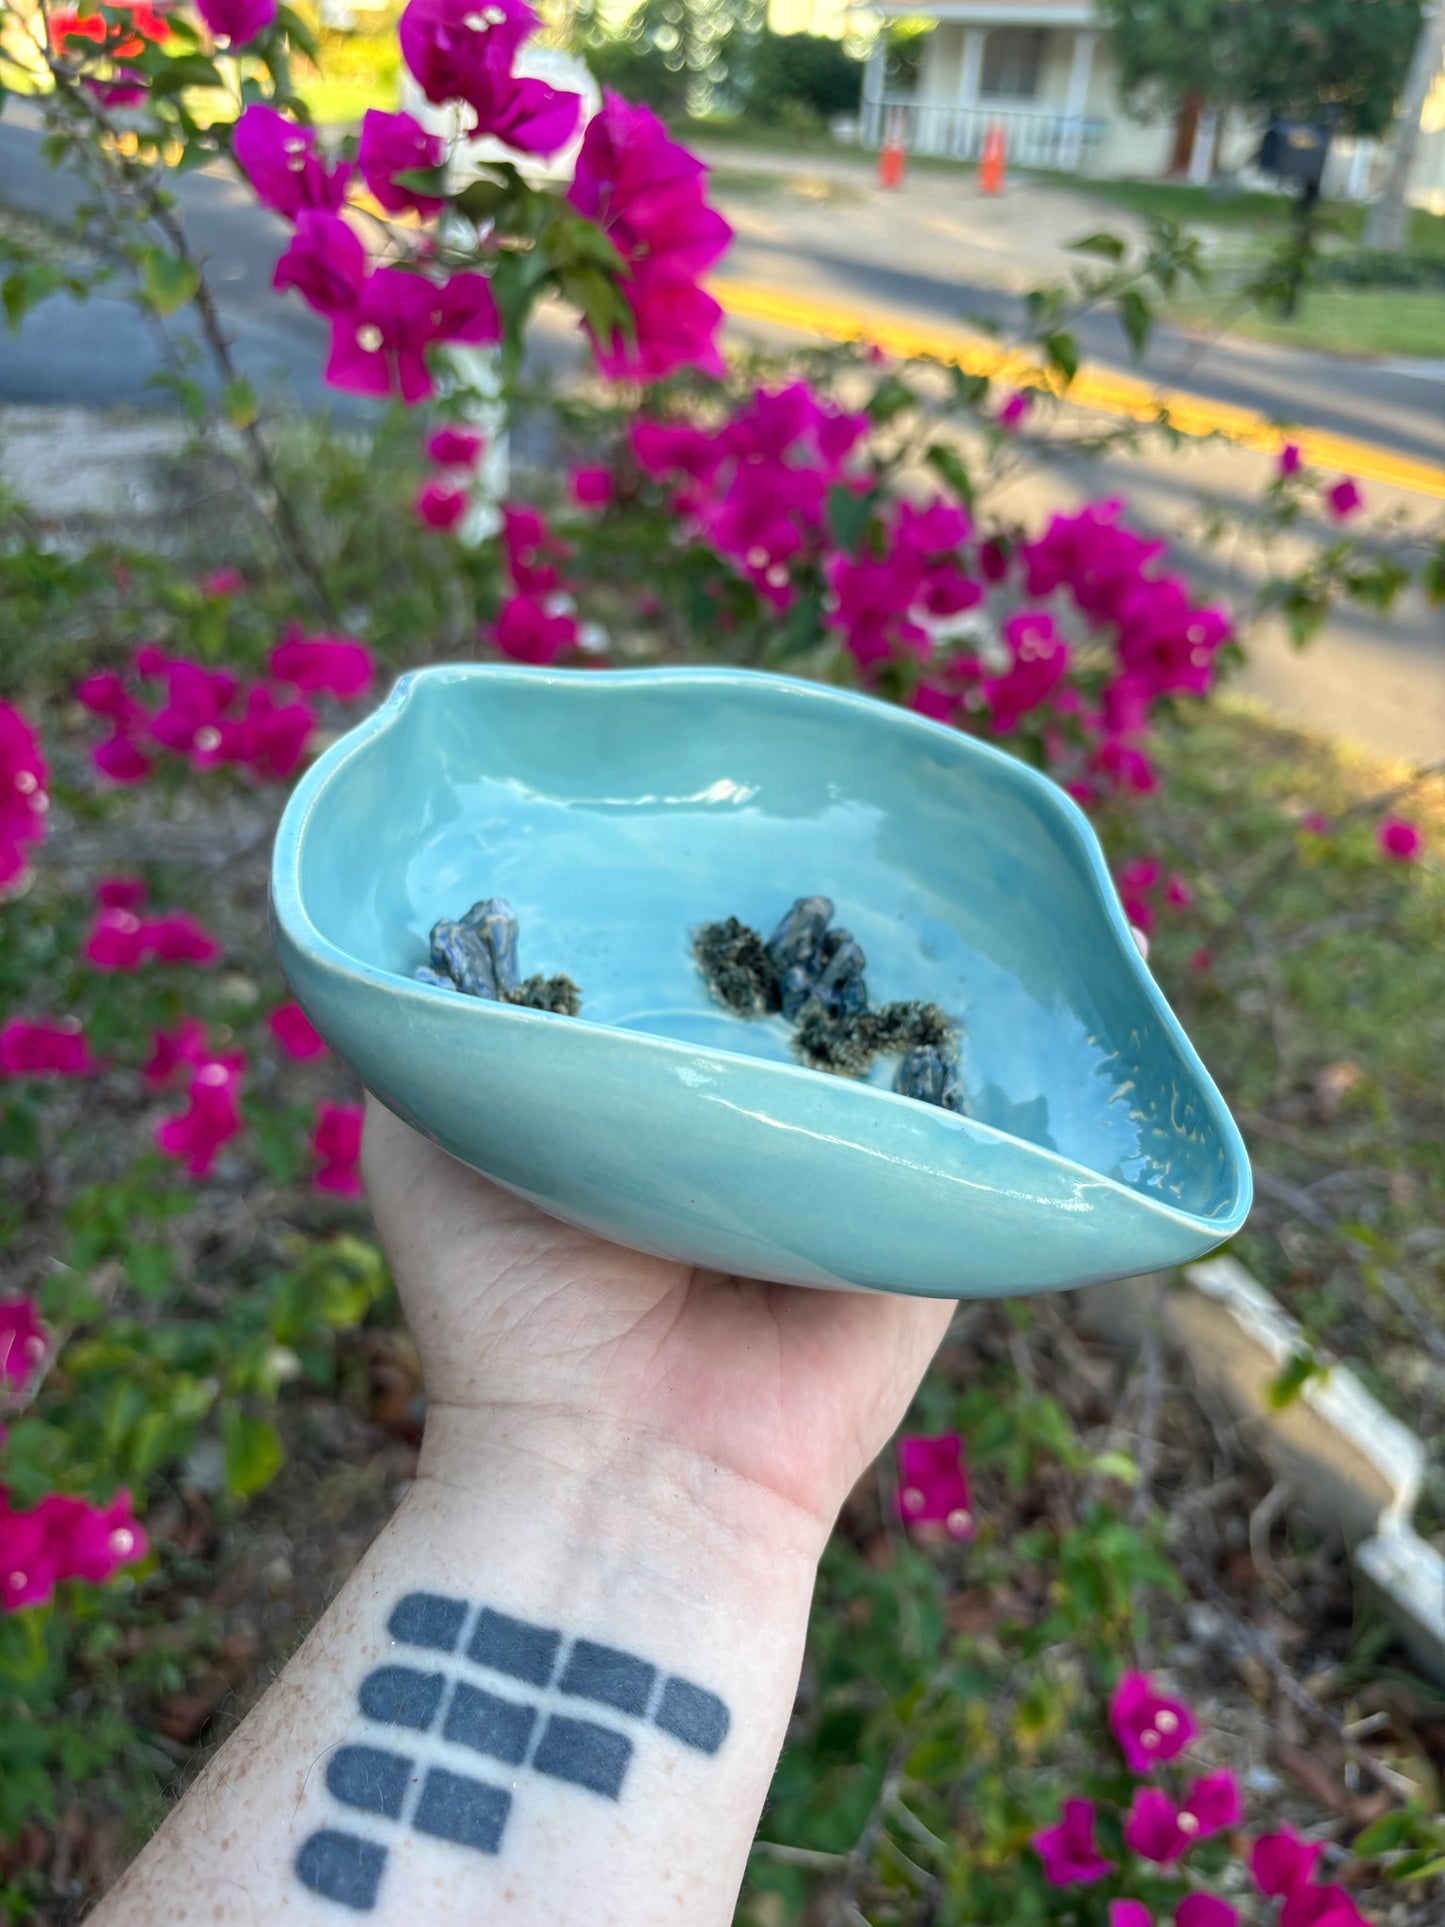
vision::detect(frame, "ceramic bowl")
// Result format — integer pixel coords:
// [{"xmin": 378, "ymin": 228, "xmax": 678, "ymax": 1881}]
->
[{"xmin": 270, "ymin": 665, "xmax": 1250, "ymax": 1298}]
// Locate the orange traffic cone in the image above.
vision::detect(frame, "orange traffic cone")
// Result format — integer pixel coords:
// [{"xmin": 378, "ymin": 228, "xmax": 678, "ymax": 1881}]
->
[
  {"xmin": 879, "ymin": 114, "xmax": 906, "ymax": 191},
  {"xmin": 979, "ymin": 121, "xmax": 1005, "ymax": 196}
]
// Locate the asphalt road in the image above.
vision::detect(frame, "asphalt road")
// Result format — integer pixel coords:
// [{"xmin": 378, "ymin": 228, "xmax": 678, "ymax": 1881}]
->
[{"xmin": 2, "ymin": 110, "xmax": 1444, "ymax": 472}]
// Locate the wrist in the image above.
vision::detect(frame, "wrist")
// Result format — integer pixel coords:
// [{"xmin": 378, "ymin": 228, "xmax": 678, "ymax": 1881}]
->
[{"xmin": 413, "ymin": 1400, "xmax": 831, "ymax": 1616}]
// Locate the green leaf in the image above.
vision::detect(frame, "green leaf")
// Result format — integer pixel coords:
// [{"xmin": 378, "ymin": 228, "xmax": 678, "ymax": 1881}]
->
[
  {"xmin": 124, "ymin": 1243, "xmax": 174, "ymax": 1300},
  {"xmin": 1067, "ymin": 231, "xmax": 1127, "ymax": 262},
  {"xmin": 221, "ymin": 378, "xmax": 257, "ymax": 430},
  {"xmin": 2, "ymin": 264, "xmax": 65, "ymax": 333},
  {"xmin": 825, "ymin": 481, "xmax": 872, "ymax": 554},
  {"xmin": 221, "ymin": 1406, "xmax": 285, "ymax": 1499},
  {"xmin": 391, "ymin": 164, "xmax": 449, "ymax": 198},
  {"xmin": 1353, "ymin": 1810, "xmax": 1417, "ymax": 1856},
  {"xmin": 1042, "ymin": 331, "xmax": 1079, "ymax": 387},
  {"xmin": 1266, "ymin": 1351, "xmax": 1328, "ymax": 1410},
  {"xmin": 0, "ymin": 1100, "xmax": 40, "ymax": 1160},
  {"xmin": 452, "ymin": 177, "xmax": 512, "ymax": 224},
  {"xmin": 1117, "ymin": 288, "xmax": 1152, "ymax": 360},
  {"xmin": 148, "ymin": 54, "xmax": 225, "ymax": 96},
  {"xmin": 140, "ymin": 248, "xmax": 200, "ymax": 316},
  {"xmin": 924, "ymin": 441, "xmax": 975, "ymax": 509},
  {"xmin": 275, "ymin": 4, "xmax": 321, "ymax": 65},
  {"xmin": 866, "ymin": 373, "xmax": 916, "ymax": 424}
]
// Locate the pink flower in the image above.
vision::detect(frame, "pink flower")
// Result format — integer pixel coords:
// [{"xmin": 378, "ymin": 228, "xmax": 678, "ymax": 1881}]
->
[
  {"xmin": 1278, "ymin": 443, "xmax": 1302, "ymax": 477},
  {"xmin": 490, "ymin": 592, "xmax": 579, "ymax": 664},
  {"xmin": 0, "ymin": 1299, "xmax": 47, "ymax": 1386},
  {"xmin": 1124, "ymin": 1772, "xmax": 1240, "ymax": 1863},
  {"xmin": 1300, "ymin": 812, "xmax": 1331, "ymax": 835},
  {"xmin": 274, "ymin": 209, "xmax": 368, "ymax": 319},
  {"xmin": 398, "ymin": 0, "xmax": 580, "ymax": 155},
  {"xmin": 998, "ymin": 389, "xmax": 1032, "ymax": 430},
  {"xmin": 156, "ymin": 1057, "xmax": 245, "ymax": 1176},
  {"xmin": 1110, "ymin": 1905, "xmax": 1153, "ymax": 1927},
  {"xmin": 358, "ymin": 108, "xmax": 446, "ymax": 216},
  {"xmin": 1124, "ymin": 1787, "xmax": 1185, "ymax": 1862},
  {"xmin": 86, "ymin": 71, "xmax": 150, "ymax": 110},
  {"xmin": 0, "ymin": 702, "xmax": 49, "ymax": 894},
  {"xmin": 567, "ymin": 93, "xmax": 731, "ymax": 382},
  {"xmin": 234, "ymin": 103, "xmax": 350, "ymax": 220},
  {"xmin": 894, "ymin": 1432, "xmax": 973, "ymax": 1539},
  {"xmin": 501, "ymin": 504, "xmax": 570, "ymax": 594},
  {"xmin": 984, "ymin": 611, "xmax": 1069, "ymax": 732},
  {"xmin": 269, "ymin": 1002, "xmax": 327, "ymax": 1061},
  {"xmin": 1176, "ymin": 1901, "xmax": 1237, "ymax": 1927},
  {"xmin": 325, "ymin": 266, "xmax": 500, "ymax": 405},
  {"xmin": 75, "ymin": 671, "xmax": 136, "ymax": 722},
  {"xmin": 93, "ymin": 726, "xmax": 153, "ymax": 784},
  {"xmin": 1377, "ymin": 815, "xmax": 1422, "ymax": 862},
  {"xmin": 312, "ymin": 1100, "xmax": 364, "ymax": 1195},
  {"xmin": 142, "ymin": 1018, "xmax": 210, "ymax": 1086},
  {"xmin": 570, "ymin": 465, "xmax": 613, "ymax": 508},
  {"xmin": 213, "ymin": 685, "xmax": 317, "ymax": 781},
  {"xmin": 37, "ymin": 1490, "xmax": 147, "ymax": 1585},
  {"xmin": 269, "ymin": 629, "xmax": 375, "ymax": 701},
  {"xmin": 1281, "ymin": 1886, "xmax": 1367, "ymax": 1927},
  {"xmin": 1325, "ymin": 478, "xmax": 1362, "ymax": 520},
  {"xmin": 0, "ymin": 1017, "xmax": 94, "ymax": 1078},
  {"xmin": 1251, "ymin": 1826, "xmax": 1323, "ymax": 1897},
  {"xmin": 1108, "ymin": 1671, "xmax": 1198, "ymax": 1774},
  {"xmin": 199, "ymin": 568, "xmax": 244, "ymax": 598},
  {"xmin": 1165, "ymin": 874, "xmax": 1194, "ymax": 910},
  {"xmin": 145, "ymin": 911, "xmax": 221, "ymax": 965},
  {"xmin": 426, "ymin": 425, "xmax": 485, "ymax": 468},
  {"xmin": 197, "ymin": 0, "xmax": 275, "ymax": 42},
  {"xmin": 148, "ymin": 658, "xmax": 237, "ymax": 760},
  {"xmin": 84, "ymin": 906, "xmax": 148, "ymax": 970},
  {"xmin": 1, "ymin": 1501, "xmax": 59, "ymax": 1608},
  {"xmin": 1032, "ymin": 1798, "xmax": 1115, "ymax": 1886},
  {"xmin": 416, "ymin": 480, "xmax": 468, "ymax": 530},
  {"xmin": 1188, "ymin": 946, "xmax": 1213, "ymax": 974}
]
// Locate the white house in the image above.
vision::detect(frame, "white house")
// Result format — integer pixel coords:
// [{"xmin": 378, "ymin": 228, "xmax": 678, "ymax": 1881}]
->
[{"xmin": 860, "ymin": 0, "xmax": 1445, "ymax": 208}]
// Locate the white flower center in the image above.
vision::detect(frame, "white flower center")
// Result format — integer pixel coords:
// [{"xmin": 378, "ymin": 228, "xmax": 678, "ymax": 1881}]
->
[
  {"xmin": 1178, "ymin": 1812, "xmax": 1199, "ymax": 1835},
  {"xmin": 1141, "ymin": 1728, "xmax": 1160, "ymax": 1748},
  {"xmin": 110, "ymin": 1528, "xmax": 135, "ymax": 1556},
  {"xmin": 194, "ymin": 725, "xmax": 222, "ymax": 753},
  {"xmin": 1155, "ymin": 1710, "xmax": 1178, "ymax": 1733},
  {"xmin": 946, "ymin": 1507, "xmax": 972, "ymax": 1537},
  {"xmin": 197, "ymin": 1062, "xmax": 230, "ymax": 1087},
  {"xmin": 13, "ymin": 769, "xmax": 37, "ymax": 793},
  {"xmin": 900, "ymin": 1485, "xmax": 924, "ymax": 1513},
  {"xmin": 357, "ymin": 324, "xmax": 384, "ymax": 352}
]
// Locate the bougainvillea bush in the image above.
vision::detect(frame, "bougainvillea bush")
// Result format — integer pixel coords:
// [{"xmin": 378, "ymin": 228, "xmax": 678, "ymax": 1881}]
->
[{"xmin": 2, "ymin": 0, "xmax": 1442, "ymax": 1917}]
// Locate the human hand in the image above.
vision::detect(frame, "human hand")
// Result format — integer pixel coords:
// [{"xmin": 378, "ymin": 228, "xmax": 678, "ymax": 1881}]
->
[{"xmin": 362, "ymin": 1095, "xmax": 955, "ymax": 1552}]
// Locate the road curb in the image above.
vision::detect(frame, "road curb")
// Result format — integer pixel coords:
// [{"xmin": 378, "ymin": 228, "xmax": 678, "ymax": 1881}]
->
[{"xmin": 1077, "ymin": 1255, "xmax": 1445, "ymax": 1682}]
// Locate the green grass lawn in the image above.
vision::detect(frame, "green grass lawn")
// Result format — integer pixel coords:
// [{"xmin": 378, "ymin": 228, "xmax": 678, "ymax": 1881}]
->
[
  {"xmin": 1169, "ymin": 286, "xmax": 1445, "ymax": 359},
  {"xmin": 295, "ymin": 72, "xmax": 398, "ymax": 127},
  {"xmin": 1065, "ymin": 175, "xmax": 1445, "ymax": 259}
]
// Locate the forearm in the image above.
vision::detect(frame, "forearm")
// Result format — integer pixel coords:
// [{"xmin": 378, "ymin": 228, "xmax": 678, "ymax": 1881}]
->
[{"xmin": 92, "ymin": 1403, "xmax": 827, "ymax": 1926}]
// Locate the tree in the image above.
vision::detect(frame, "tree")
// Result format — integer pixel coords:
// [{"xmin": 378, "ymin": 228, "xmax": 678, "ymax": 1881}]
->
[
  {"xmin": 1364, "ymin": 0, "xmax": 1445, "ymax": 250},
  {"xmin": 747, "ymin": 31, "xmax": 864, "ymax": 127},
  {"xmin": 1099, "ymin": 0, "xmax": 1423, "ymax": 139}
]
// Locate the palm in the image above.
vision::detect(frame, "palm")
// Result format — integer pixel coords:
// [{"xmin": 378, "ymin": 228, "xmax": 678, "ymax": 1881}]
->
[{"xmin": 363, "ymin": 1101, "xmax": 955, "ymax": 1529}]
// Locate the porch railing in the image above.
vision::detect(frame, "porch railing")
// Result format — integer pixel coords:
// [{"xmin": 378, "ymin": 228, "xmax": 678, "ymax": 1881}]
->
[{"xmin": 861, "ymin": 92, "xmax": 1102, "ymax": 172}]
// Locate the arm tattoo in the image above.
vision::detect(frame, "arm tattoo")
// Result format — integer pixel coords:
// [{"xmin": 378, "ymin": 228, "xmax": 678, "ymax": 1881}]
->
[{"xmin": 295, "ymin": 1593, "xmax": 731, "ymax": 1911}]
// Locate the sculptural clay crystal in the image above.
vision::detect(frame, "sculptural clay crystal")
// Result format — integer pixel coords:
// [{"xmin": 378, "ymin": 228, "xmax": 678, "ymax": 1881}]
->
[
  {"xmin": 692, "ymin": 896, "xmax": 964, "ymax": 1112},
  {"xmin": 416, "ymin": 897, "xmax": 581, "ymax": 1014}
]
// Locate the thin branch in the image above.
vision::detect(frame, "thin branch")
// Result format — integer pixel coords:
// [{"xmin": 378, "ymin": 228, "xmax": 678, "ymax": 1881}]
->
[{"xmin": 39, "ymin": 60, "xmax": 336, "ymax": 615}]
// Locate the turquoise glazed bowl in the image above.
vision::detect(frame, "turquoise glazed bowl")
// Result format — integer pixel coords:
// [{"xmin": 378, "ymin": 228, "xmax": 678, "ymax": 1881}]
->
[{"xmin": 271, "ymin": 665, "xmax": 1250, "ymax": 1298}]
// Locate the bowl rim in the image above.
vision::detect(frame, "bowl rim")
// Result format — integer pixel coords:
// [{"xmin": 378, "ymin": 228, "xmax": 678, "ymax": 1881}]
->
[{"xmin": 271, "ymin": 662, "xmax": 1252, "ymax": 1239}]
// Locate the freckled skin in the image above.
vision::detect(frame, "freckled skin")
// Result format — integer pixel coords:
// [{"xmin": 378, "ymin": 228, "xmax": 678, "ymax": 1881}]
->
[{"xmin": 86, "ymin": 1104, "xmax": 954, "ymax": 1927}]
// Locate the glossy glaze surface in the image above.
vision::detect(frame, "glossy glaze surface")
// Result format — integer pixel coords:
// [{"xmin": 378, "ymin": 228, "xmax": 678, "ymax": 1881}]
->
[{"xmin": 271, "ymin": 665, "xmax": 1250, "ymax": 1297}]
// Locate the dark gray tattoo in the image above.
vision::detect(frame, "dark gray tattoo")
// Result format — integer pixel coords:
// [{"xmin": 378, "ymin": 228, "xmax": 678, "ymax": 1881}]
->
[{"xmin": 295, "ymin": 1593, "xmax": 730, "ymax": 1911}]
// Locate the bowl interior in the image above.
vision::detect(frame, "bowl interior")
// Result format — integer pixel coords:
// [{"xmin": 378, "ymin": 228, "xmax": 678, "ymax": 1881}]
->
[{"xmin": 297, "ymin": 670, "xmax": 1240, "ymax": 1223}]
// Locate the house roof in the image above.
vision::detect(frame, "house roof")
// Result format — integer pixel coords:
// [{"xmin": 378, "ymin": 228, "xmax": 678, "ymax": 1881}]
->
[{"xmin": 870, "ymin": 2, "xmax": 1095, "ymax": 21}]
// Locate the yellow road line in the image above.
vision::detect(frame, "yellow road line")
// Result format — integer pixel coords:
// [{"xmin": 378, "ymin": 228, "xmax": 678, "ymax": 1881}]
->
[{"xmin": 710, "ymin": 276, "xmax": 1445, "ymax": 504}]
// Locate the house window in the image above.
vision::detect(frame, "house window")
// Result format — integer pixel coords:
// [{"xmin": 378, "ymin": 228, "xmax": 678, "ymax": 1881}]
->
[{"xmin": 981, "ymin": 27, "xmax": 1045, "ymax": 101}]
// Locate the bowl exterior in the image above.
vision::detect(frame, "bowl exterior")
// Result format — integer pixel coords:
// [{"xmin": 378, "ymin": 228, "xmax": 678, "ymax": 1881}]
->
[{"xmin": 276, "ymin": 927, "xmax": 1241, "ymax": 1299}]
